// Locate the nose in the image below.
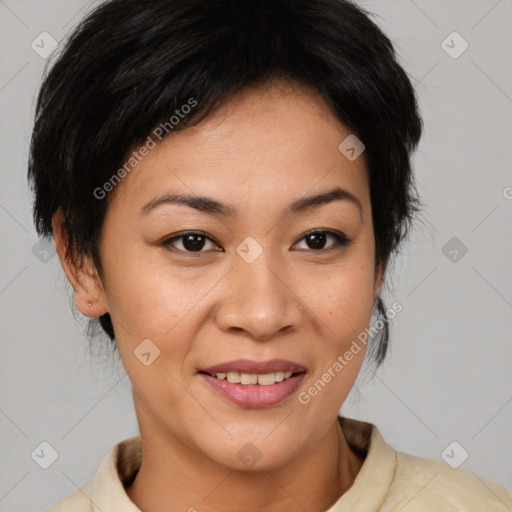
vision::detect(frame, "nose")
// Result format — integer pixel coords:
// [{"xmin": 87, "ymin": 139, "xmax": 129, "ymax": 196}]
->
[{"xmin": 214, "ymin": 255, "xmax": 305, "ymax": 341}]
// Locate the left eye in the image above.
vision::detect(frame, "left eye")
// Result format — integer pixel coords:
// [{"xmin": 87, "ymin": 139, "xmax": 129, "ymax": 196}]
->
[
  {"xmin": 293, "ymin": 230, "xmax": 351, "ymax": 251},
  {"xmin": 162, "ymin": 230, "xmax": 351, "ymax": 254}
]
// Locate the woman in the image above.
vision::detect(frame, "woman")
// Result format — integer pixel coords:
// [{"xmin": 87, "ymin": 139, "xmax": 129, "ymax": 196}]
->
[{"xmin": 28, "ymin": 0, "xmax": 512, "ymax": 510}]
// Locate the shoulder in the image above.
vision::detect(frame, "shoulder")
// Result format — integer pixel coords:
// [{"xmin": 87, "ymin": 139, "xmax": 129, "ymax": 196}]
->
[
  {"xmin": 45, "ymin": 435, "xmax": 142, "ymax": 512},
  {"xmin": 45, "ymin": 481, "xmax": 93, "ymax": 511},
  {"xmin": 381, "ymin": 450, "xmax": 512, "ymax": 511}
]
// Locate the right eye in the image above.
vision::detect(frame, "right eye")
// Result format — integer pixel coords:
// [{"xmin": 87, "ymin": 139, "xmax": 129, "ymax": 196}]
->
[{"xmin": 161, "ymin": 231, "xmax": 223, "ymax": 254}]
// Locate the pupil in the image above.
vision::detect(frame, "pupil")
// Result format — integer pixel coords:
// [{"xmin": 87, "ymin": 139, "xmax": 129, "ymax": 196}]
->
[
  {"xmin": 183, "ymin": 234, "xmax": 206, "ymax": 251},
  {"xmin": 307, "ymin": 233, "xmax": 326, "ymax": 250}
]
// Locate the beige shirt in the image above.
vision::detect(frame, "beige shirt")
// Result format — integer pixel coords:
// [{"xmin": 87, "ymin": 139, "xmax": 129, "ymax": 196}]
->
[{"xmin": 46, "ymin": 415, "xmax": 512, "ymax": 511}]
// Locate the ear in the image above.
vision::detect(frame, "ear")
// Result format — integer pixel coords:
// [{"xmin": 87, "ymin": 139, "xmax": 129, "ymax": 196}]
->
[
  {"xmin": 374, "ymin": 259, "xmax": 386, "ymax": 299},
  {"xmin": 52, "ymin": 209, "xmax": 109, "ymax": 318}
]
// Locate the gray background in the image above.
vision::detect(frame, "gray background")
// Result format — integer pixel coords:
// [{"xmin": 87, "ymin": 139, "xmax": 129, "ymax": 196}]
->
[{"xmin": 0, "ymin": 0, "xmax": 511, "ymax": 510}]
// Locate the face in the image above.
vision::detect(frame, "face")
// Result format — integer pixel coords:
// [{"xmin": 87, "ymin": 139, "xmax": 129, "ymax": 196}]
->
[{"xmin": 60, "ymin": 80, "xmax": 383, "ymax": 470}]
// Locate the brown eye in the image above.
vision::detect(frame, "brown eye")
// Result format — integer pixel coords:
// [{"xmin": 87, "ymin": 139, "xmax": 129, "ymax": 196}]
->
[
  {"xmin": 294, "ymin": 230, "xmax": 352, "ymax": 251},
  {"xmin": 162, "ymin": 232, "xmax": 221, "ymax": 253}
]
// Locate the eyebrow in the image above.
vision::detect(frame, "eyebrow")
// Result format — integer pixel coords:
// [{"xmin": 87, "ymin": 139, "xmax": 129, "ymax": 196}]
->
[{"xmin": 140, "ymin": 186, "xmax": 363, "ymax": 220}]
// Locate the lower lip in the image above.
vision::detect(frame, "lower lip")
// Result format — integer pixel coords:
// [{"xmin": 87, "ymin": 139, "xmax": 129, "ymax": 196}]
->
[{"xmin": 199, "ymin": 372, "xmax": 306, "ymax": 408}]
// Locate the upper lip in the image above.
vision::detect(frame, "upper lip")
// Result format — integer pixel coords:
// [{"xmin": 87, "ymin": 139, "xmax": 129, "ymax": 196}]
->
[{"xmin": 200, "ymin": 359, "xmax": 307, "ymax": 375}]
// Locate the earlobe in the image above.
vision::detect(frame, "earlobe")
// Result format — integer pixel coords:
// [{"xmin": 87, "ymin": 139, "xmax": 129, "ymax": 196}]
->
[{"xmin": 52, "ymin": 209, "xmax": 109, "ymax": 318}]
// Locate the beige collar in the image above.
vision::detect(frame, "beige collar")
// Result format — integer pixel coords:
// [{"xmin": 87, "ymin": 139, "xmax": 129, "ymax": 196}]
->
[{"xmin": 86, "ymin": 415, "xmax": 397, "ymax": 512}]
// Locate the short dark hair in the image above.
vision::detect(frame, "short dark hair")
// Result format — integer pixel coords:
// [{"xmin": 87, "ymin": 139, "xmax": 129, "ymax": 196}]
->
[{"xmin": 28, "ymin": 0, "xmax": 423, "ymax": 367}]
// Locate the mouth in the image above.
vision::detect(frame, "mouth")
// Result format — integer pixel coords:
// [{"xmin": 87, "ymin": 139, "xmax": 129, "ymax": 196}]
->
[
  {"xmin": 199, "ymin": 369, "xmax": 304, "ymax": 386},
  {"xmin": 198, "ymin": 359, "xmax": 307, "ymax": 407}
]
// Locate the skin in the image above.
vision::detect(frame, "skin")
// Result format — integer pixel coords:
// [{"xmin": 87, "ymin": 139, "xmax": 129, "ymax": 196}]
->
[{"xmin": 54, "ymin": 79, "xmax": 385, "ymax": 512}]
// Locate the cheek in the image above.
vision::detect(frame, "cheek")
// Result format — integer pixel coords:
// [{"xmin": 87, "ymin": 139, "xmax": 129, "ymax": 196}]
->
[
  {"xmin": 326, "ymin": 271, "xmax": 375, "ymax": 333},
  {"xmin": 291, "ymin": 248, "xmax": 376, "ymax": 398},
  {"xmin": 299, "ymin": 265, "xmax": 374, "ymax": 409},
  {"xmin": 100, "ymin": 243, "xmax": 214, "ymax": 337},
  {"xmin": 301, "ymin": 256, "xmax": 376, "ymax": 334}
]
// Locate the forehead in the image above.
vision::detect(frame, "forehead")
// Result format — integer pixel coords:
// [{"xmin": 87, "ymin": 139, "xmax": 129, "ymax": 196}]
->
[{"xmin": 107, "ymin": 80, "xmax": 370, "ymax": 215}]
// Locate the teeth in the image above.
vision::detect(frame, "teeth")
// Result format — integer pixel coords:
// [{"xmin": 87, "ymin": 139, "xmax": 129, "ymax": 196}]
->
[
  {"xmin": 241, "ymin": 373, "xmax": 258, "ymax": 385},
  {"xmin": 257, "ymin": 373, "xmax": 276, "ymax": 385},
  {"xmin": 214, "ymin": 371, "xmax": 297, "ymax": 385},
  {"xmin": 226, "ymin": 372, "xmax": 241, "ymax": 383}
]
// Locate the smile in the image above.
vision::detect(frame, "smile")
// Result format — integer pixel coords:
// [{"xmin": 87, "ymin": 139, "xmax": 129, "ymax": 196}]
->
[{"xmin": 204, "ymin": 370, "xmax": 298, "ymax": 386}]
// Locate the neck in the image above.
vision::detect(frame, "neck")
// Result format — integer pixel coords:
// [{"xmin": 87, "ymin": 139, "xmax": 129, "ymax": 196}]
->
[{"xmin": 126, "ymin": 416, "xmax": 364, "ymax": 512}]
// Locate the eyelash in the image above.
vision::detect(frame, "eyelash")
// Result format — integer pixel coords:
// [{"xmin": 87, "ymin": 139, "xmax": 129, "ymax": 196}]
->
[{"xmin": 161, "ymin": 230, "xmax": 352, "ymax": 255}]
